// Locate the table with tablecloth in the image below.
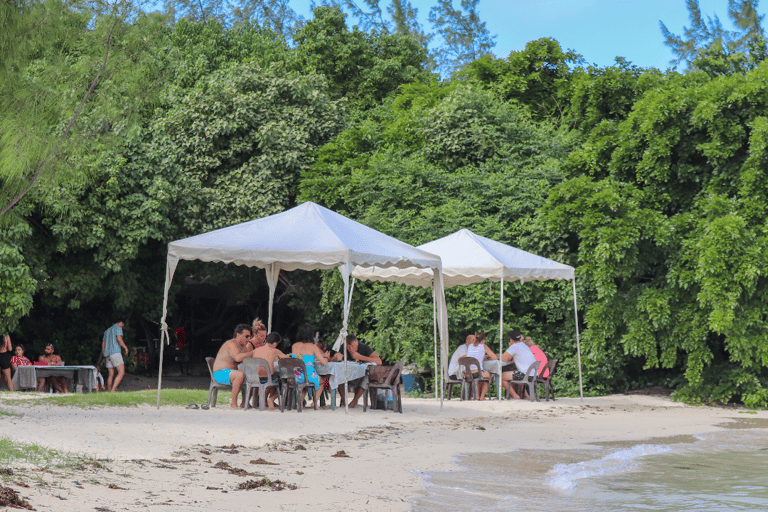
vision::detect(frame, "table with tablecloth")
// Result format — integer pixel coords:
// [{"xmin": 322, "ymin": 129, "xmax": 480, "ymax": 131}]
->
[
  {"xmin": 482, "ymin": 359, "xmax": 506, "ymax": 399},
  {"xmin": 11, "ymin": 365, "xmax": 98, "ymax": 393},
  {"xmin": 315, "ymin": 361, "xmax": 374, "ymax": 410}
]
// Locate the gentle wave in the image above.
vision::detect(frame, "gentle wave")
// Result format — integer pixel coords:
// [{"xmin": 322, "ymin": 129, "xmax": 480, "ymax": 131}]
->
[{"xmin": 545, "ymin": 443, "xmax": 673, "ymax": 491}]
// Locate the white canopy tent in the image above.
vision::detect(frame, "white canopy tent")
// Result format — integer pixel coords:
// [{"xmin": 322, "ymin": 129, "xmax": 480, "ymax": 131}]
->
[
  {"xmin": 353, "ymin": 228, "xmax": 582, "ymax": 400},
  {"xmin": 156, "ymin": 202, "xmax": 449, "ymax": 409}
]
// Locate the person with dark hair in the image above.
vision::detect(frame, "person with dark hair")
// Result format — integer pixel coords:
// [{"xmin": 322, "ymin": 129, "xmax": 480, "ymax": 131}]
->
[
  {"xmin": 38, "ymin": 343, "xmax": 67, "ymax": 393},
  {"xmin": 251, "ymin": 332, "xmax": 288, "ymax": 410},
  {"xmin": 10, "ymin": 344, "xmax": 32, "ymax": 372},
  {"xmin": 0, "ymin": 334, "xmax": 13, "ymax": 391},
  {"xmin": 338, "ymin": 333, "xmax": 382, "ymax": 408},
  {"xmin": 291, "ymin": 325, "xmax": 328, "ymax": 409},
  {"xmin": 212, "ymin": 324, "xmax": 257, "ymax": 408},
  {"xmin": 102, "ymin": 320, "xmax": 129, "ymax": 393},
  {"xmin": 501, "ymin": 330, "xmax": 537, "ymax": 399}
]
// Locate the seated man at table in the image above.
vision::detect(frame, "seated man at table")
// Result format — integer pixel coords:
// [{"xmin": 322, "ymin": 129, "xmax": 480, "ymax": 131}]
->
[
  {"xmin": 37, "ymin": 343, "xmax": 68, "ymax": 393},
  {"xmin": 212, "ymin": 324, "xmax": 258, "ymax": 408},
  {"xmin": 500, "ymin": 330, "xmax": 537, "ymax": 399},
  {"xmin": 252, "ymin": 332, "xmax": 289, "ymax": 410},
  {"xmin": 337, "ymin": 333, "xmax": 382, "ymax": 408},
  {"xmin": 448, "ymin": 336, "xmax": 472, "ymax": 381}
]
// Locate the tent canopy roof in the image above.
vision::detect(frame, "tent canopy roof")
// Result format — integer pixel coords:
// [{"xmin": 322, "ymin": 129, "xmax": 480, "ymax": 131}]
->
[
  {"xmin": 167, "ymin": 202, "xmax": 443, "ymax": 272},
  {"xmin": 352, "ymin": 228, "xmax": 574, "ymax": 287}
]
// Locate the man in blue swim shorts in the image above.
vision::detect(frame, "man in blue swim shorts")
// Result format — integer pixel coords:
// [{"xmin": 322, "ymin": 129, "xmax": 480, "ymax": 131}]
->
[{"xmin": 212, "ymin": 324, "xmax": 258, "ymax": 408}]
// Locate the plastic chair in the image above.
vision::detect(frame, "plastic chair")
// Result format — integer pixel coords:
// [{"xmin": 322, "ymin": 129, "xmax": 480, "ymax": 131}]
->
[
  {"xmin": 242, "ymin": 358, "xmax": 280, "ymax": 411},
  {"xmin": 537, "ymin": 359, "xmax": 558, "ymax": 401},
  {"xmin": 505, "ymin": 360, "xmax": 540, "ymax": 402},
  {"xmin": 276, "ymin": 358, "xmax": 316, "ymax": 412},
  {"xmin": 363, "ymin": 360, "xmax": 404, "ymax": 413},
  {"xmin": 444, "ymin": 374, "xmax": 462, "ymax": 400},
  {"xmin": 205, "ymin": 357, "xmax": 239, "ymax": 408},
  {"xmin": 458, "ymin": 356, "xmax": 488, "ymax": 400}
]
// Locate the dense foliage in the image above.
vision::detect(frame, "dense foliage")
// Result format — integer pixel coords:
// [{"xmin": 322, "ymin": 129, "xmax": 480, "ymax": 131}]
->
[{"xmin": 3, "ymin": 0, "xmax": 768, "ymax": 406}]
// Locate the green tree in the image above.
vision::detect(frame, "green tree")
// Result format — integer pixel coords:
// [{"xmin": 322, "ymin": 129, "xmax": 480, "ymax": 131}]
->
[
  {"xmin": 428, "ymin": 0, "xmax": 495, "ymax": 77},
  {"xmin": 660, "ymin": 0, "xmax": 765, "ymax": 69},
  {"xmin": 547, "ymin": 62, "xmax": 768, "ymax": 407},
  {"xmin": 231, "ymin": 0, "xmax": 303, "ymax": 38},
  {"xmin": 0, "ymin": 0, "xmax": 170, "ymax": 219},
  {"xmin": 293, "ymin": 6, "xmax": 430, "ymax": 111},
  {"xmin": 461, "ymin": 38, "xmax": 584, "ymax": 125}
]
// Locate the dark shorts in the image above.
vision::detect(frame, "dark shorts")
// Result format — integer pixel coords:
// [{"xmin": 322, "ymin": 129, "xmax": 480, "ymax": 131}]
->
[
  {"xmin": 0, "ymin": 352, "xmax": 11, "ymax": 370},
  {"xmin": 501, "ymin": 364, "xmax": 515, "ymax": 373}
]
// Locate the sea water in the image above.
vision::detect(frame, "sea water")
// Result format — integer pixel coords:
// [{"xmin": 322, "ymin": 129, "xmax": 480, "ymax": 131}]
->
[{"xmin": 411, "ymin": 421, "xmax": 768, "ymax": 511}]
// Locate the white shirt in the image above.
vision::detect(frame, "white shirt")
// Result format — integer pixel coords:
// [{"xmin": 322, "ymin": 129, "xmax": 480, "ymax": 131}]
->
[
  {"xmin": 448, "ymin": 345, "xmax": 468, "ymax": 377},
  {"xmin": 505, "ymin": 342, "xmax": 537, "ymax": 373}
]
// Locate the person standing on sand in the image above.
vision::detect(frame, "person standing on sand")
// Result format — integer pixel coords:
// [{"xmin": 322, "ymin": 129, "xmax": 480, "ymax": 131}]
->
[
  {"xmin": 212, "ymin": 324, "xmax": 257, "ymax": 408},
  {"xmin": 0, "ymin": 334, "xmax": 13, "ymax": 391},
  {"xmin": 103, "ymin": 320, "xmax": 129, "ymax": 392}
]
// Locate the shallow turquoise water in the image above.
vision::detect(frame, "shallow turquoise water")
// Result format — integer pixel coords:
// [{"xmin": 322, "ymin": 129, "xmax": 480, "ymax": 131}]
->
[{"xmin": 412, "ymin": 427, "xmax": 768, "ymax": 511}]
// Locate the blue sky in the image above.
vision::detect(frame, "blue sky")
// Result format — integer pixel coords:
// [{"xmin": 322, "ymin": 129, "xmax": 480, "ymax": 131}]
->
[{"xmin": 289, "ymin": 0, "xmax": 760, "ymax": 70}]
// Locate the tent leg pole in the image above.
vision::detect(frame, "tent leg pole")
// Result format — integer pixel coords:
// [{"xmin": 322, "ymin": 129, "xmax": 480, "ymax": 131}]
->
[
  {"xmin": 572, "ymin": 278, "xmax": 583, "ymax": 400},
  {"xmin": 433, "ymin": 287, "xmax": 438, "ymax": 401},
  {"xmin": 156, "ymin": 329, "xmax": 165, "ymax": 409},
  {"xmin": 499, "ymin": 278, "xmax": 504, "ymax": 401}
]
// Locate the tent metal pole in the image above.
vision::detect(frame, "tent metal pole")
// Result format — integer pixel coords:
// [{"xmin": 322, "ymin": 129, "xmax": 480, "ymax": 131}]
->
[
  {"xmin": 156, "ymin": 330, "xmax": 166, "ymax": 409},
  {"xmin": 572, "ymin": 278, "xmax": 584, "ymax": 400},
  {"xmin": 432, "ymin": 285, "xmax": 438, "ymax": 401},
  {"xmin": 157, "ymin": 257, "xmax": 177, "ymax": 409},
  {"xmin": 498, "ymin": 277, "xmax": 504, "ymax": 401}
]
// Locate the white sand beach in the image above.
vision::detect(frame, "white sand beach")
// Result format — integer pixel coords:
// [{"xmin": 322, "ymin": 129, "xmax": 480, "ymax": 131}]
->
[{"xmin": 0, "ymin": 394, "xmax": 765, "ymax": 511}]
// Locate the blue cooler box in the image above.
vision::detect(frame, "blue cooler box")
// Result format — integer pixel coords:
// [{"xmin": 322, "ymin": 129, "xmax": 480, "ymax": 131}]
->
[{"xmin": 402, "ymin": 374, "xmax": 418, "ymax": 392}]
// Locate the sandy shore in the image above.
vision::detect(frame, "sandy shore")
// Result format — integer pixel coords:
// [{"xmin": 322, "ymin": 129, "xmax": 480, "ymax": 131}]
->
[{"xmin": 0, "ymin": 394, "xmax": 764, "ymax": 511}]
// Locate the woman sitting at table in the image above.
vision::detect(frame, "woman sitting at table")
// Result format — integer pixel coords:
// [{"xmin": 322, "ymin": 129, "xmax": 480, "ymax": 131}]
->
[
  {"xmin": 11, "ymin": 344, "xmax": 32, "ymax": 372},
  {"xmin": 291, "ymin": 325, "xmax": 329, "ymax": 409},
  {"xmin": 465, "ymin": 333, "xmax": 495, "ymax": 400}
]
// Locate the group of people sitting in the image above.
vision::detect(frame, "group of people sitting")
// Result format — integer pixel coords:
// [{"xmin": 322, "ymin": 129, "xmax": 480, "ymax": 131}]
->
[
  {"xmin": 211, "ymin": 319, "xmax": 382, "ymax": 410},
  {"xmin": 448, "ymin": 329, "xmax": 549, "ymax": 400},
  {"xmin": 0, "ymin": 334, "xmax": 70, "ymax": 393}
]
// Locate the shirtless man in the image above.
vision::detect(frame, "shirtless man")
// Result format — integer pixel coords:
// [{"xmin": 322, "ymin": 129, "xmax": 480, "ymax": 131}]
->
[
  {"xmin": 212, "ymin": 324, "xmax": 257, "ymax": 408},
  {"xmin": 37, "ymin": 343, "xmax": 67, "ymax": 393},
  {"xmin": 251, "ymin": 332, "xmax": 289, "ymax": 410}
]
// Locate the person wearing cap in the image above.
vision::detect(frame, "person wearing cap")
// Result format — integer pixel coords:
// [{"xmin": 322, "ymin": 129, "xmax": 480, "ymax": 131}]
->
[
  {"xmin": 103, "ymin": 320, "xmax": 129, "ymax": 393},
  {"xmin": 37, "ymin": 343, "xmax": 67, "ymax": 393},
  {"xmin": 500, "ymin": 330, "xmax": 537, "ymax": 399}
]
